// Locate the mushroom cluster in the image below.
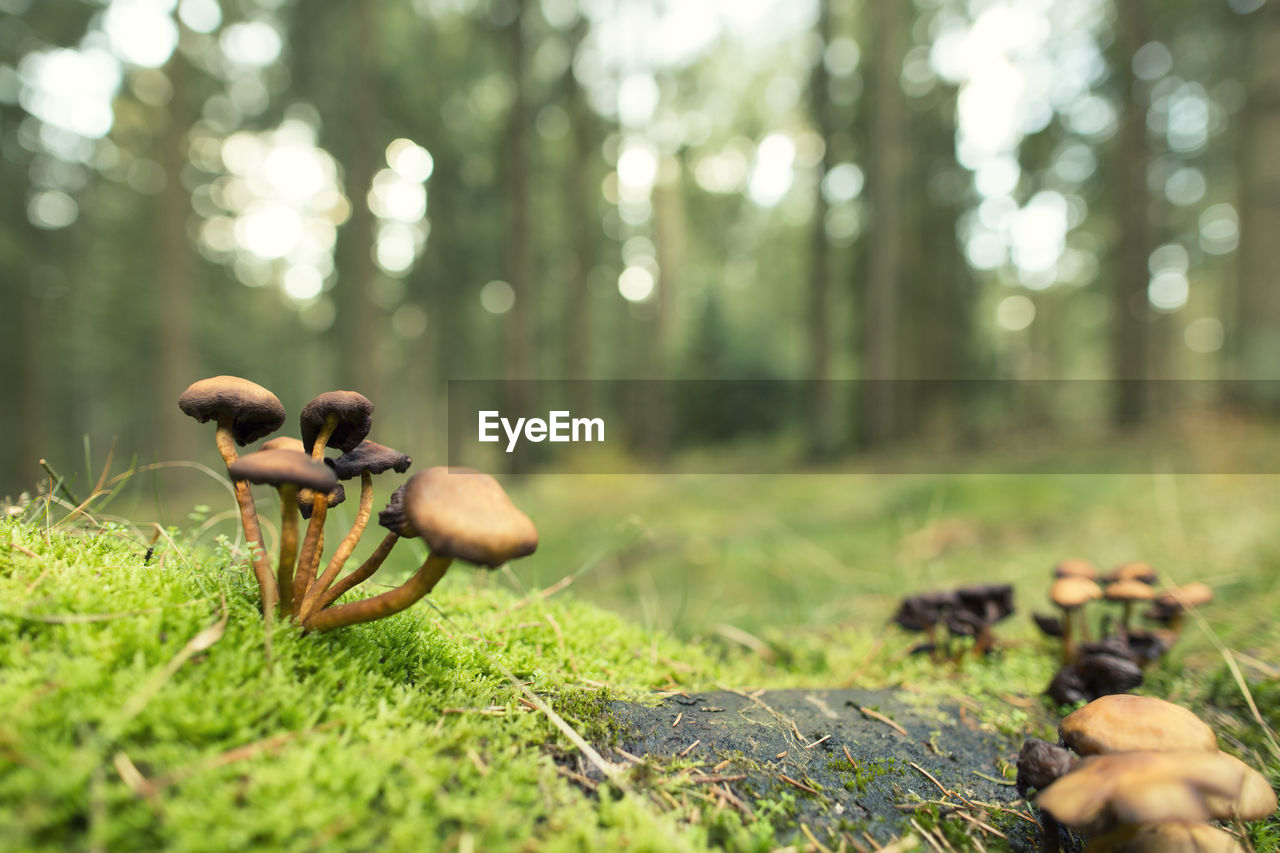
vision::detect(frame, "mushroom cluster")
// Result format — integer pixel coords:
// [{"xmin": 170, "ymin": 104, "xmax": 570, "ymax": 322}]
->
[
  {"xmin": 1017, "ymin": 694, "xmax": 1277, "ymax": 852},
  {"xmin": 179, "ymin": 376, "xmax": 538, "ymax": 632},
  {"xmin": 1033, "ymin": 559, "xmax": 1214, "ymax": 705},
  {"xmin": 891, "ymin": 583, "xmax": 1014, "ymax": 661}
]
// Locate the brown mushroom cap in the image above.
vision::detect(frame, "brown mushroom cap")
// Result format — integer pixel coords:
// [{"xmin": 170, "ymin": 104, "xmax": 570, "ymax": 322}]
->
[
  {"xmin": 332, "ymin": 440, "xmax": 412, "ymax": 480},
  {"xmin": 261, "ymin": 436, "xmax": 306, "ymax": 453},
  {"xmin": 1107, "ymin": 562, "xmax": 1158, "ymax": 585},
  {"xmin": 227, "ymin": 449, "xmax": 337, "ymax": 492},
  {"xmin": 1083, "ymin": 821, "xmax": 1244, "ymax": 853},
  {"xmin": 1016, "ymin": 738, "xmax": 1077, "ymax": 797},
  {"xmin": 1203, "ymin": 752, "xmax": 1279, "ymax": 820},
  {"xmin": 1155, "ymin": 582, "xmax": 1214, "ymax": 610},
  {"xmin": 1051, "ymin": 576, "xmax": 1103, "ymax": 609},
  {"xmin": 1060, "ymin": 694, "xmax": 1217, "ymax": 755},
  {"xmin": 300, "ymin": 391, "xmax": 374, "ymax": 454},
  {"xmin": 178, "ymin": 376, "xmax": 286, "ymax": 446},
  {"xmin": 1055, "ymin": 558, "xmax": 1099, "ymax": 580},
  {"xmin": 377, "ymin": 484, "xmax": 413, "ymax": 537},
  {"xmin": 402, "ymin": 467, "xmax": 538, "ymax": 567},
  {"xmin": 1036, "ymin": 751, "xmax": 1244, "ymax": 835},
  {"xmin": 299, "ymin": 479, "xmax": 345, "ymax": 519},
  {"xmin": 1105, "ymin": 578, "xmax": 1157, "ymax": 603}
]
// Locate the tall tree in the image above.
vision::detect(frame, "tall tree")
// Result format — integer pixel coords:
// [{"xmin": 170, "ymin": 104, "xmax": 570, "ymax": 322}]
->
[
  {"xmin": 562, "ymin": 15, "xmax": 597, "ymax": 405},
  {"xmin": 1235, "ymin": 1, "xmax": 1280, "ymax": 392},
  {"xmin": 1109, "ymin": 0, "xmax": 1156, "ymax": 426},
  {"xmin": 806, "ymin": 0, "xmax": 837, "ymax": 459},
  {"xmin": 858, "ymin": 0, "xmax": 909, "ymax": 446}
]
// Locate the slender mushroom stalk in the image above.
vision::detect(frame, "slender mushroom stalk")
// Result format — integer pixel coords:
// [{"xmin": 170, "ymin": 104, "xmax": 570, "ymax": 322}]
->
[
  {"xmin": 303, "ymin": 467, "xmax": 537, "ymax": 633},
  {"xmin": 1050, "ymin": 577, "xmax": 1101, "ymax": 665},
  {"xmin": 293, "ymin": 392, "xmax": 375, "ymax": 611},
  {"xmin": 226, "ymin": 449, "xmax": 337, "ymax": 620},
  {"xmin": 313, "ymin": 530, "xmax": 400, "ymax": 611},
  {"xmin": 298, "ymin": 441, "xmax": 412, "ymax": 621},
  {"xmin": 179, "ymin": 376, "xmax": 287, "ymax": 616},
  {"xmin": 1105, "ymin": 579, "xmax": 1155, "ymax": 634}
]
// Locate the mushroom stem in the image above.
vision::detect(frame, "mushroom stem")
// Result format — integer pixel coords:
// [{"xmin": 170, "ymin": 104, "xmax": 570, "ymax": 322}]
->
[
  {"xmin": 292, "ymin": 493, "xmax": 329, "ymax": 618},
  {"xmin": 1120, "ymin": 601, "xmax": 1134, "ymax": 633},
  {"xmin": 1060, "ymin": 607, "xmax": 1075, "ymax": 665},
  {"xmin": 298, "ymin": 472, "xmax": 374, "ymax": 621},
  {"xmin": 310, "ymin": 414, "xmax": 338, "ymax": 461},
  {"xmin": 215, "ymin": 416, "xmax": 277, "ymax": 615},
  {"xmin": 1040, "ymin": 813, "xmax": 1060, "ymax": 853},
  {"xmin": 313, "ymin": 531, "xmax": 401, "ymax": 612},
  {"xmin": 276, "ymin": 483, "xmax": 300, "ymax": 616},
  {"xmin": 303, "ymin": 553, "xmax": 453, "ymax": 632}
]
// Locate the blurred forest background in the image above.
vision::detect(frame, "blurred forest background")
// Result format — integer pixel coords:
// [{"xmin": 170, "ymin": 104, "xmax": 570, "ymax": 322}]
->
[{"xmin": 2, "ymin": 0, "xmax": 1280, "ymax": 498}]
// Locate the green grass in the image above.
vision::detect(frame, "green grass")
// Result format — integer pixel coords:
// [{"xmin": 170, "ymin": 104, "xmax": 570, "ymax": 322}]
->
[{"xmin": 3, "ymin": 446, "xmax": 1279, "ymax": 850}]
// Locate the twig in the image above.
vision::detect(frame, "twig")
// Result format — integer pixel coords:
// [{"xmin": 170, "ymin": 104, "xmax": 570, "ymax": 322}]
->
[
  {"xmin": 908, "ymin": 761, "xmax": 951, "ymax": 798},
  {"xmin": 678, "ymin": 739, "xmax": 700, "ymax": 757},
  {"xmin": 688, "ymin": 773, "xmax": 746, "ymax": 784},
  {"xmin": 801, "ymin": 822, "xmax": 835, "ymax": 853},
  {"xmin": 39, "ymin": 458, "xmax": 80, "ymax": 506},
  {"xmin": 858, "ymin": 705, "xmax": 909, "ymax": 737},
  {"xmin": 804, "ymin": 734, "xmax": 832, "ymax": 750},
  {"xmin": 779, "ymin": 773, "xmax": 821, "ymax": 795},
  {"xmin": 10, "ymin": 542, "xmax": 40, "ymax": 560}
]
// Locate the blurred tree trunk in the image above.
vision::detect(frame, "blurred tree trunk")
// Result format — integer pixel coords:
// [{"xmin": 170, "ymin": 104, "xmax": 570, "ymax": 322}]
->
[
  {"xmin": 1236, "ymin": 2, "xmax": 1280, "ymax": 397},
  {"xmin": 648, "ymin": 160, "xmax": 684, "ymax": 458},
  {"xmin": 858, "ymin": 0, "xmax": 908, "ymax": 447},
  {"xmin": 335, "ymin": 0, "xmax": 382, "ymax": 401},
  {"xmin": 1110, "ymin": 0, "xmax": 1154, "ymax": 427},
  {"xmin": 806, "ymin": 0, "xmax": 837, "ymax": 459},
  {"xmin": 503, "ymin": 0, "xmax": 535, "ymax": 470},
  {"xmin": 157, "ymin": 44, "xmax": 196, "ymax": 463},
  {"xmin": 563, "ymin": 16, "xmax": 595, "ymax": 410}
]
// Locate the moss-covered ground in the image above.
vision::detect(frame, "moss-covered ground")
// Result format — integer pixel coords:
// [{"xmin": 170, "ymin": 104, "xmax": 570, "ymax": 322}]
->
[{"xmin": 2, "ymin": 442, "xmax": 1279, "ymax": 850}]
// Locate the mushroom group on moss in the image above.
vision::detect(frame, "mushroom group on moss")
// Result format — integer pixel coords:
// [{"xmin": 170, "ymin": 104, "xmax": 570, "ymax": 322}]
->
[
  {"xmin": 1021, "ymin": 695, "xmax": 1277, "ymax": 852},
  {"xmin": 180, "ymin": 376, "xmax": 537, "ymax": 632},
  {"xmin": 891, "ymin": 583, "xmax": 1015, "ymax": 661}
]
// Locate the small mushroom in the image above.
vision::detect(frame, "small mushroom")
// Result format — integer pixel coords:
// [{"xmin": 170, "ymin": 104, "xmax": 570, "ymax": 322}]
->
[
  {"xmin": 1105, "ymin": 579, "xmax": 1156, "ymax": 633},
  {"xmin": 1050, "ymin": 576, "xmax": 1103, "ymax": 664},
  {"xmin": 1060, "ymin": 694, "xmax": 1217, "ymax": 756},
  {"xmin": 178, "ymin": 376, "xmax": 286, "ymax": 615},
  {"xmin": 892, "ymin": 590, "xmax": 957, "ymax": 660},
  {"xmin": 297, "ymin": 441, "xmax": 412, "ymax": 621},
  {"xmin": 1083, "ymin": 821, "xmax": 1244, "ymax": 853},
  {"xmin": 1105, "ymin": 562, "xmax": 1158, "ymax": 586},
  {"xmin": 304, "ymin": 467, "xmax": 537, "ymax": 632},
  {"xmin": 1017, "ymin": 738, "xmax": 1077, "ymax": 797},
  {"xmin": 1146, "ymin": 582, "xmax": 1213, "ymax": 635},
  {"xmin": 1054, "ymin": 558, "xmax": 1098, "ymax": 580},
  {"xmin": 293, "ymin": 391, "xmax": 374, "ymax": 613},
  {"xmin": 1045, "ymin": 652, "xmax": 1142, "ymax": 707},
  {"xmin": 227, "ymin": 449, "xmax": 337, "ymax": 617}
]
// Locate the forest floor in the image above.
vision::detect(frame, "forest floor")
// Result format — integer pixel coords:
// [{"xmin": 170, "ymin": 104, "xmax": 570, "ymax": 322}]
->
[{"xmin": 2, "ymin": 430, "xmax": 1279, "ymax": 851}]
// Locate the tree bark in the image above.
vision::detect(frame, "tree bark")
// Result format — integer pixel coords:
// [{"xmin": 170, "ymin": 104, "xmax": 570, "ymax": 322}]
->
[
  {"xmin": 564, "ymin": 16, "xmax": 595, "ymax": 409},
  {"xmin": 807, "ymin": 0, "xmax": 837, "ymax": 459},
  {"xmin": 859, "ymin": 0, "xmax": 909, "ymax": 447},
  {"xmin": 503, "ymin": 0, "xmax": 535, "ymax": 471}
]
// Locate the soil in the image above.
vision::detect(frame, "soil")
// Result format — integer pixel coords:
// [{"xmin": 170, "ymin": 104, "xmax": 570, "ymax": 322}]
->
[{"xmin": 592, "ymin": 687, "xmax": 1044, "ymax": 850}]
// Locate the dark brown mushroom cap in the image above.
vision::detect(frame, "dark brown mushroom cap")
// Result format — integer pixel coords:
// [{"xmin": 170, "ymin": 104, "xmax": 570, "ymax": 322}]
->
[
  {"xmin": 1017, "ymin": 738, "xmax": 1077, "ymax": 797},
  {"xmin": 376, "ymin": 484, "xmax": 415, "ymax": 537},
  {"xmin": 892, "ymin": 590, "xmax": 956, "ymax": 632},
  {"xmin": 956, "ymin": 583, "xmax": 1015, "ymax": 624},
  {"xmin": 227, "ymin": 449, "xmax": 337, "ymax": 491},
  {"xmin": 1061, "ymin": 694, "xmax": 1217, "ymax": 755},
  {"xmin": 1033, "ymin": 612, "xmax": 1064, "ymax": 638},
  {"xmin": 300, "ymin": 391, "xmax": 374, "ymax": 454},
  {"xmin": 332, "ymin": 440, "xmax": 412, "ymax": 480},
  {"xmin": 402, "ymin": 466, "xmax": 538, "ymax": 567},
  {"xmin": 1045, "ymin": 653, "xmax": 1143, "ymax": 706},
  {"xmin": 178, "ymin": 376, "xmax": 286, "ymax": 446},
  {"xmin": 1054, "ymin": 558, "xmax": 1098, "ymax": 580}
]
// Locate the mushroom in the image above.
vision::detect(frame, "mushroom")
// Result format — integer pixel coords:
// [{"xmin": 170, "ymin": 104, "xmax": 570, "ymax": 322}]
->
[
  {"xmin": 304, "ymin": 467, "xmax": 537, "ymax": 632},
  {"xmin": 178, "ymin": 376, "xmax": 286, "ymax": 614},
  {"xmin": 309, "ymin": 483, "xmax": 412, "ymax": 613},
  {"xmin": 293, "ymin": 391, "xmax": 374, "ymax": 614},
  {"xmin": 1105, "ymin": 562, "xmax": 1158, "ymax": 586},
  {"xmin": 1105, "ymin": 579, "xmax": 1156, "ymax": 633},
  {"xmin": 1049, "ymin": 576, "xmax": 1103, "ymax": 664},
  {"xmin": 1017, "ymin": 738, "xmax": 1077, "ymax": 797},
  {"xmin": 1059, "ymin": 694, "xmax": 1218, "ymax": 756},
  {"xmin": 1055, "ymin": 558, "xmax": 1099, "ymax": 580},
  {"xmin": 892, "ymin": 590, "xmax": 957, "ymax": 660},
  {"xmin": 1082, "ymin": 821, "xmax": 1244, "ymax": 853},
  {"xmin": 297, "ymin": 441, "xmax": 412, "ymax": 621},
  {"xmin": 1146, "ymin": 582, "xmax": 1213, "ymax": 635},
  {"xmin": 1045, "ymin": 652, "xmax": 1143, "ymax": 707},
  {"xmin": 955, "ymin": 583, "xmax": 1014, "ymax": 656},
  {"xmin": 226, "ymin": 449, "xmax": 337, "ymax": 617}
]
